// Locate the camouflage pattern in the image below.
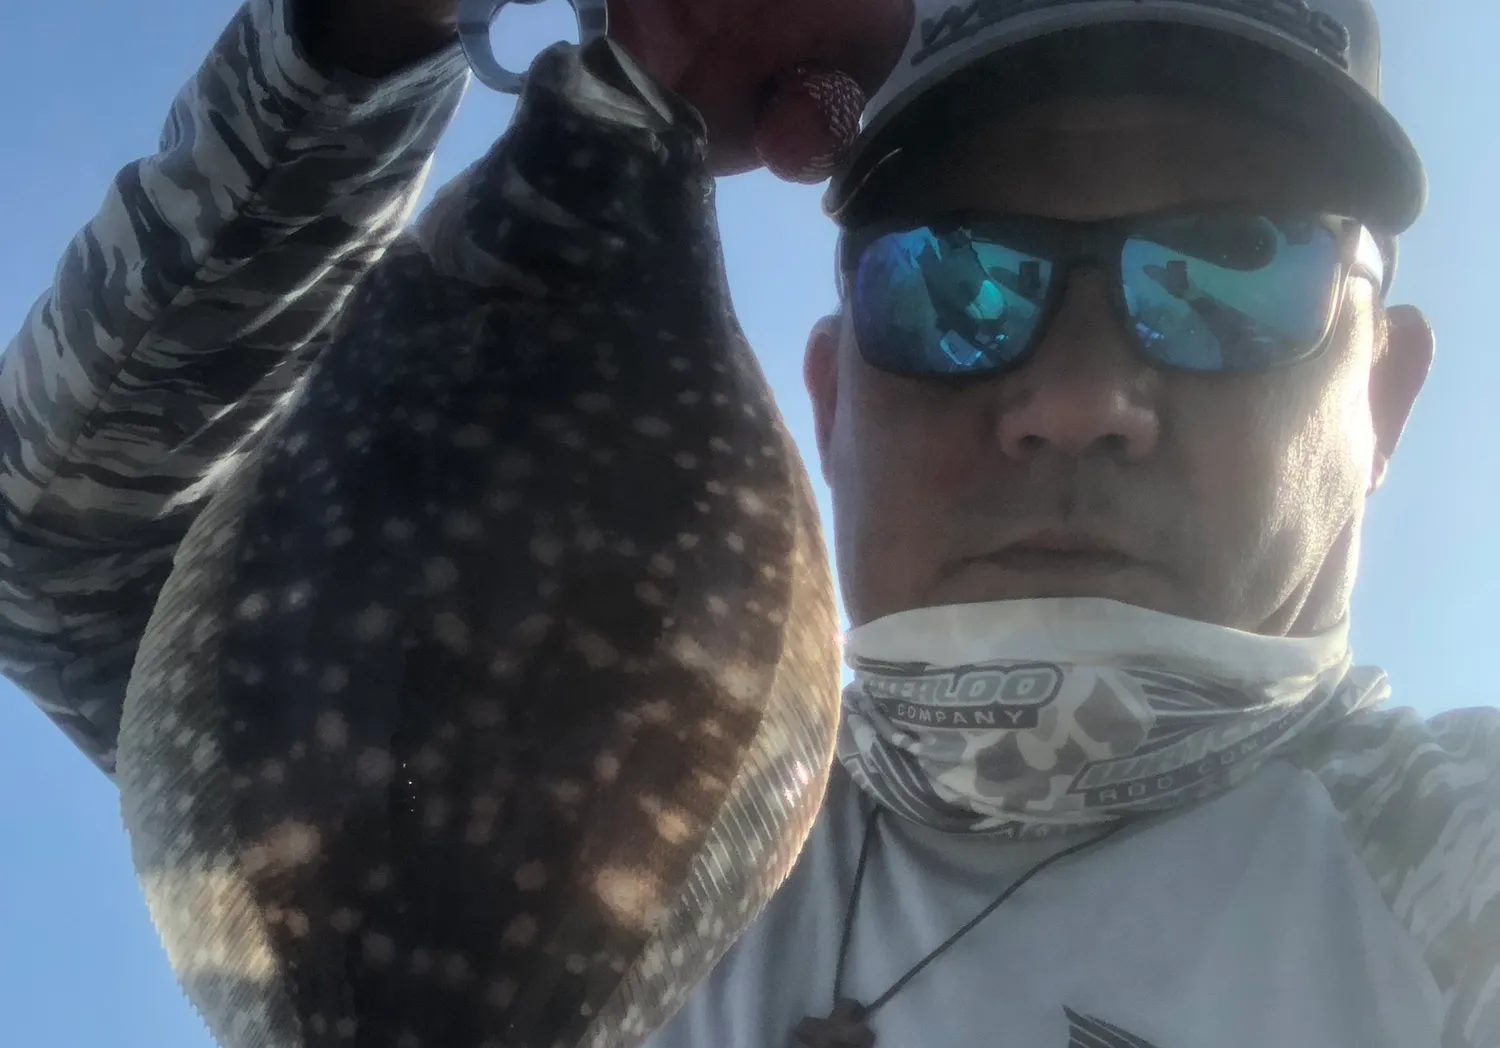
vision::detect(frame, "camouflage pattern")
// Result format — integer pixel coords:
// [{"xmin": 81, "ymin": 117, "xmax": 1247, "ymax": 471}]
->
[
  {"xmin": 0, "ymin": 0, "xmax": 469, "ymax": 778},
  {"xmin": 2, "ymin": 0, "xmax": 1499, "ymax": 1044},
  {"xmin": 837, "ymin": 653, "xmax": 1386, "ymax": 836}
]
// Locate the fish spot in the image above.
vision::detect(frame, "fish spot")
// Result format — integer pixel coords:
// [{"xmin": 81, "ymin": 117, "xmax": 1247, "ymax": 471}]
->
[
  {"xmin": 677, "ymin": 390, "xmax": 701, "ymax": 405},
  {"xmin": 443, "ymin": 954, "xmax": 472, "ymax": 985},
  {"xmin": 514, "ymin": 861, "xmax": 547, "ymax": 891},
  {"xmin": 354, "ymin": 604, "xmax": 396, "ymax": 641},
  {"xmin": 634, "ymin": 416, "xmax": 672, "ymax": 438},
  {"xmin": 530, "ymin": 535, "xmax": 564, "ymax": 565},
  {"xmin": 412, "ymin": 745, "xmax": 446, "ymax": 777},
  {"xmin": 487, "ymin": 979, "xmax": 519, "ymax": 1009},
  {"xmin": 443, "ymin": 511, "xmax": 483, "ymax": 540},
  {"xmin": 433, "ymin": 613, "xmax": 471, "ymax": 653},
  {"xmin": 452, "ymin": 424, "xmax": 491, "ymax": 448},
  {"xmin": 242, "ymin": 820, "xmax": 322, "ymax": 877},
  {"xmin": 673, "ymin": 452, "xmax": 699, "ymax": 469},
  {"xmin": 235, "ymin": 593, "xmax": 269, "ymax": 621},
  {"xmin": 283, "ymin": 910, "xmax": 311, "ymax": 938},
  {"xmin": 326, "ymin": 526, "xmax": 354, "ymax": 547},
  {"xmin": 573, "ymin": 630, "xmax": 619, "ymax": 668},
  {"xmin": 485, "ymin": 490, "xmax": 520, "ymax": 514},
  {"xmin": 575, "ymin": 392, "xmax": 610, "ymax": 413},
  {"xmin": 316, "ymin": 710, "xmax": 349, "ymax": 749},
  {"xmin": 466, "ymin": 700, "xmax": 504, "ymax": 728},
  {"xmin": 551, "ymin": 780, "xmax": 585, "ymax": 806},
  {"xmin": 676, "ymin": 533, "xmax": 700, "ymax": 549},
  {"xmin": 357, "ymin": 748, "xmax": 396, "ymax": 785},
  {"xmin": 363, "ymin": 865, "xmax": 394, "ymax": 894},
  {"xmin": 577, "ymin": 526, "xmax": 604, "ymax": 552},
  {"xmin": 383, "ymin": 517, "xmax": 416, "ymax": 541},
  {"xmin": 725, "ymin": 533, "xmax": 746, "ymax": 553},
  {"xmin": 707, "ymin": 596, "xmax": 730, "ymax": 616},
  {"xmin": 319, "ymin": 663, "xmax": 349, "ymax": 693},
  {"xmin": 638, "ymin": 699, "xmax": 671, "ymax": 725},
  {"xmin": 735, "ymin": 489, "xmax": 769, "ymax": 515},
  {"xmin": 330, "ymin": 908, "xmax": 361, "ymax": 933},
  {"xmin": 514, "ymin": 614, "xmax": 552, "ymax": 645},
  {"xmin": 425, "ymin": 557, "xmax": 459, "ymax": 591},
  {"xmin": 283, "ymin": 582, "xmax": 313, "ymax": 610},
  {"xmin": 422, "ymin": 797, "xmax": 450, "ymax": 830},
  {"xmin": 636, "ymin": 581, "xmax": 666, "ymax": 607},
  {"xmin": 593, "ymin": 866, "xmax": 662, "ymax": 928},
  {"xmin": 709, "ymin": 437, "xmax": 732, "ymax": 453},
  {"xmin": 566, "ymin": 955, "xmax": 588, "ymax": 974},
  {"xmin": 594, "ymin": 753, "xmax": 620, "ymax": 783},
  {"xmin": 649, "ymin": 553, "xmax": 675, "ymax": 576},
  {"xmin": 502, "ymin": 915, "xmax": 537, "ymax": 946},
  {"xmin": 669, "ymin": 357, "xmax": 690, "ymax": 371},
  {"xmin": 466, "ymin": 819, "xmax": 493, "ymax": 847}
]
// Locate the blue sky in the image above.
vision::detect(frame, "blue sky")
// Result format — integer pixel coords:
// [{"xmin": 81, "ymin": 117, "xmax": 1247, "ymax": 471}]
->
[{"xmin": 0, "ymin": 1, "xmax": 1495, "ymax": 1045}]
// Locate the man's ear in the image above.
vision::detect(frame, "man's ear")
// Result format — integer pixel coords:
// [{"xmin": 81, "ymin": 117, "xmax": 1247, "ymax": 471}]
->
[
  {"xmin": 1368, "ymin": 304, "xmax": 1435, "ymax": 493},
  {"xmin": 804, "ymin": 312, "xmax": 842, "ymax": 484}
]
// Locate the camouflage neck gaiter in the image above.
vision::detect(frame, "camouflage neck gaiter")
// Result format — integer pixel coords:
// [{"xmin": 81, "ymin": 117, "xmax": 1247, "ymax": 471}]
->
[{"xmin": 835, "ymin": 598, "xmax": 1389, "ymax": 839}]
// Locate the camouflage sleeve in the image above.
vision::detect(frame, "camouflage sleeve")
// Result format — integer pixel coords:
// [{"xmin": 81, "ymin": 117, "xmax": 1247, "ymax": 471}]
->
[
  {"xmin": 1300, "ymin": 705, "xmax": 1500, "ymax": 1048},
  {"xmin": 0, "ymin": 0, "xmax": 470, "ymax": 778}
]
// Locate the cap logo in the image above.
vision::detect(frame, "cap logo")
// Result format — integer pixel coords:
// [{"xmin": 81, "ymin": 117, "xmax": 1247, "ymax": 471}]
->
[{"xmin": 912, "ymin": 0, "xmax": 1352, "ymax": 69}]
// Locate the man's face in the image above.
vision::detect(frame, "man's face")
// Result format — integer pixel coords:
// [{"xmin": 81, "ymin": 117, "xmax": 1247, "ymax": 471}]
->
[{"xmin": 805, "ymin": 95, "xmax": 1434, "ymax": 635}]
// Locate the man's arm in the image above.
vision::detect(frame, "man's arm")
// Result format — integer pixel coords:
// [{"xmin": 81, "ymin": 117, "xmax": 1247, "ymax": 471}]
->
[{"xmin": 0, "ymin": 0, "xmax": 469, "ymax": 778}]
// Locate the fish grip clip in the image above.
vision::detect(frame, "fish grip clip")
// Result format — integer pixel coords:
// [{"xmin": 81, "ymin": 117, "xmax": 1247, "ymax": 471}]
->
[{"xmin": 458, "ymin": 0, "xmax": 609, "ymax": 94}]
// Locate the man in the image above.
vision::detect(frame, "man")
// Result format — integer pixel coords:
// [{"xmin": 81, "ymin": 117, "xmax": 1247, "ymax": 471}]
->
[{"xmin": 1, "ymin": 2, "xmax": 1492, "ymax": 1048}]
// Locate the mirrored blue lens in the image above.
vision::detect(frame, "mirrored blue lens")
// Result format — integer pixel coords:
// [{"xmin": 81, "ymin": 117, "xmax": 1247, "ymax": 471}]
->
[
  {"xmin": 1121, "ymin": 215, "xmax": 1342, "ymax": 372},
  {"xmin": 852, "ymin": 227, "xmax": 1054, "ymax": 377}
]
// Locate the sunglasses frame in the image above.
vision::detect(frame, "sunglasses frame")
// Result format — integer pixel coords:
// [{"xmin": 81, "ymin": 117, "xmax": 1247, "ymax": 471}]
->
[{"xmin": 837, "ymin": 204, "xmax": 1387, "ymax": 382}]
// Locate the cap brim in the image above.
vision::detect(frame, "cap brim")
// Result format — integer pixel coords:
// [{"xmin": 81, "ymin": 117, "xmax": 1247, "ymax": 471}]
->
[{"xmin": 824, "ymin": 7, "xmax": 1426, "ymax": 235}]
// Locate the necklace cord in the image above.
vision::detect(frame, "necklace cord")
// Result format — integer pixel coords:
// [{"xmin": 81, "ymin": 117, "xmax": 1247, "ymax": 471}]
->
[{"xmin": 831, "ymin": 804, "xmax": 1128, "ymax": 1021}]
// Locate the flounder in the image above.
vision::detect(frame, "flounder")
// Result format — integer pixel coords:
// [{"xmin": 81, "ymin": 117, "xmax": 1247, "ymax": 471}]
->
[{"xmin": 115, "ymin": 36, "xmax": 840, "ymax": 1048}]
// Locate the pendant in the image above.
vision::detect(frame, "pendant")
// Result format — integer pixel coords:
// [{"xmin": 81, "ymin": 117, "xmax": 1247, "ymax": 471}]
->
[{"xmin": 791, "ymin": 998, "xmax": 875, "ymax": 1048}]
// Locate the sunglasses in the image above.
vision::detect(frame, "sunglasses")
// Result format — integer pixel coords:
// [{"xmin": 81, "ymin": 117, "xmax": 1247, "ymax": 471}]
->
[{"xmin": 838, "ymin": 208, "xmax": 1386, "ymax": 379}]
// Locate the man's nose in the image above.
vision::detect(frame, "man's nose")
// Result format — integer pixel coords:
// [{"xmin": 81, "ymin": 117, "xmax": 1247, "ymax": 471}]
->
[{"xmin": 994, "ymin": 270, "xmax": 1161, "ymax": 462}]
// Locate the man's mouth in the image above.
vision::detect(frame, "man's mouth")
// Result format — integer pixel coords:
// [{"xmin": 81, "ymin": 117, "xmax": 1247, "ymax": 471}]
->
[{"xmin": 974, "ymin": 529, "xmax": 1142, "ymax": 573}]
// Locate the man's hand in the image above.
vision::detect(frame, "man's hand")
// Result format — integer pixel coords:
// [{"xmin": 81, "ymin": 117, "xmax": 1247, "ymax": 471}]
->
[
  {"xmin": 611, "ymin": 0, "xmax": 911, "ymax": 175},
  {"xmin": 300, "ymin": 0, "xmax": 463, "ymax": 78},
  {"xmin": 299, "ymin": 0, "xmax": 912, "ymax": 177}
]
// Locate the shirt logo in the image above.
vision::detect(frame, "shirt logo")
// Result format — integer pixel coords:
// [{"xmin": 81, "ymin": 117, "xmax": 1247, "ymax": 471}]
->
[{"xmin": 911, "ymin": 0, "xmax": 1353, "ymax": 70}]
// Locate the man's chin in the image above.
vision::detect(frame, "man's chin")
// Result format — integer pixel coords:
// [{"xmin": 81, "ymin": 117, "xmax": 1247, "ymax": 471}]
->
[{"xmin": 927, "ymin": 558, "xmax": 1182, "ymax": 617}]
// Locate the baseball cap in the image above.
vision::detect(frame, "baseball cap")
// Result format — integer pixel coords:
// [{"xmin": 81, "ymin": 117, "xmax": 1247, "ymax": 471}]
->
[{"xmin": 823, "ymin": 0, "xmax": 1426, "ymax": 237}]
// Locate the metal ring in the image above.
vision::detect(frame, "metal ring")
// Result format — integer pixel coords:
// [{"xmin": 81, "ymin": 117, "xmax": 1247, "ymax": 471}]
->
[{"xmin": 458, "ymin": 0, "xmax": 610, "ymax": 95}]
